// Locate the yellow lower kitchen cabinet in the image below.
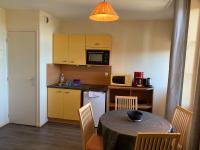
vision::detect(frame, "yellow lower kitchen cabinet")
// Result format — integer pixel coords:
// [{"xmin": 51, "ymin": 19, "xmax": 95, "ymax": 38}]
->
[
  {"xmin": 48, "ymin": 88, "xmax": 81, "ymax": 121},
  {"xmin": 63, "ymin": 89, "xmax": 81, "ymax": 121},
  {"xmin": 48, "ymin": 88, "xmax": 63, "ymax": 119}
]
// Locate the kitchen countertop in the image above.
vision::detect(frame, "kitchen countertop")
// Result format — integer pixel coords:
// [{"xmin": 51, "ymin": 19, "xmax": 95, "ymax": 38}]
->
[{"xmin": 47, "ymin": 83, "xmax": 108, "ymax": 92}]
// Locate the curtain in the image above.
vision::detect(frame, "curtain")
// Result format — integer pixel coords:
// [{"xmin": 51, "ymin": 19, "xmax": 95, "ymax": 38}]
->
[
  {"xmin": 188, "ymin": 53, "xmax": 200, "ymax": 149},
  {"xmin": 165, "ymin": 0, "xmax": 191, "ymax": 120}
]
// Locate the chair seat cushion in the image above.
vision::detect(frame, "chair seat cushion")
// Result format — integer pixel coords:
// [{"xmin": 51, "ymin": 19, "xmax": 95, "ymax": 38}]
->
[
  {"xmin": 86, "ymin": 134, "xmax": 103, "ymax": 150},
  {"xmin": 177, "ymin": 144, "xmax": 182, "ymax": 150}
]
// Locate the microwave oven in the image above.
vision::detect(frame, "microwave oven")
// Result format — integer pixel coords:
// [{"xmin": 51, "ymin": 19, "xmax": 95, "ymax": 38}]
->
[
  {"xmin": 111, "ymin": 74, "xmax": 133, "ymax": 86},
  {"xmin": 86, "ymin": 50, "xmax": 110, "ymax": 65}
]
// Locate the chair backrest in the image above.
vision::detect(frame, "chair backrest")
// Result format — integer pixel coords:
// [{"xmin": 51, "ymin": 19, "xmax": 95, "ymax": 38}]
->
[
  {"xmin": 171, "ymin": 105, "xmax": 192, "ymax": 149},
  {"xmin": 115, "ymin": 96, "xmax": 138, "ymax": 110},
  {"xmin": 134, "ymin": 132, "xmax": 181, "ymax": 150},
  {"xmin": 78, "ymin": 103, "xmax": 95, "ymax": 150}
]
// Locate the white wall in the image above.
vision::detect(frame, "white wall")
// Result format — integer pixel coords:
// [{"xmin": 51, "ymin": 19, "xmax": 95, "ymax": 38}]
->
[
  {"xmin": 60, "ymin": 20, "xmax": 172, "ymax": 116},
  {"xmin": 6, "ymin": 9, "xmax": 38, "ymax": 31},
  {"xmin": 0, "ymin": 8, "xmax": 9, "ymax": 127},
  {"xmin": 39, "ymin": 11, "xmax": 59, "ymax": 126}
]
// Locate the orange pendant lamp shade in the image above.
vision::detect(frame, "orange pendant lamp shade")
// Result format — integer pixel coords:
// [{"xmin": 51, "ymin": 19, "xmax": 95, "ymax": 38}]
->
[{"xmin": 89, "ymin": 1, "xmax": 119, "ymax": 22}]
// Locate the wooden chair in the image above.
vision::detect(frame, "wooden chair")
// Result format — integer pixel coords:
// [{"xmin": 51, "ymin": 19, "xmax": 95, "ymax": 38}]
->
[
  {"xmin": 171, "ymin": 105, "xmax": 192, "ymax": 150},
  {"xmin": 115, "ymin": 96, "xmax": 138, "ymax": 110},
  {"xmin": 78, "ymin": 103, "xmax": 103, "ymax": 150},
  {"xmin": 134, "ymin": 132, "xmax": 181, "ymax": 150}
]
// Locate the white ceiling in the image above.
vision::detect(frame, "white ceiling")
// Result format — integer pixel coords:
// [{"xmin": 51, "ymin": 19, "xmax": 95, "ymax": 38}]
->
[{"xmin": 0, "ymin": 0, "xmax": 174, "ymax": 21}]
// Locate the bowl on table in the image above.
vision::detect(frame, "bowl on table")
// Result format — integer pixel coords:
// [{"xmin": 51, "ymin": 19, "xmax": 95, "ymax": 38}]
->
[{"xmin": 127, "ymin": 110, "xmax": 143, "ymax": 122}]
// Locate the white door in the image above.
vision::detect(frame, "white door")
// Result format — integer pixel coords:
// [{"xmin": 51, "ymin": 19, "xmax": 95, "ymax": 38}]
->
[{"xmin": 8, "ymin": 31, "xmax": 37, "ymax": 126}]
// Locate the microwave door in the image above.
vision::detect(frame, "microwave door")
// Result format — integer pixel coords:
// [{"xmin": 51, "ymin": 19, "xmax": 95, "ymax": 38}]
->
[
  {"xmin": 86, "ymin": 50, "xmax": 109, "ymax": 65},
  {"xmin": 112, "ymin": 76, "xmax": 125, "ymax": 84},
  {"xmin": 89, "ymin": 53, "xmax": 103, "ymax": 63}
]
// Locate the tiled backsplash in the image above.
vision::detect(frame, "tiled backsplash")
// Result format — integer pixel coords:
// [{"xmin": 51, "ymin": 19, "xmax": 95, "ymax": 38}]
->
[{"xmin": 47, "ymin": 64, "xmax": 111, "ymax": 85}]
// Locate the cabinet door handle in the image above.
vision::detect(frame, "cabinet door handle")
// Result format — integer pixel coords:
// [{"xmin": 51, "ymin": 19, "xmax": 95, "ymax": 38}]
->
[
  {"xmin": 62, "ymin": 60, "xmax": 67, "ymax": 62},
  {"xmin": 95, "ymin": 43, "xmax": 100, "ymax": 46},
  {"xmin": 70, "ymin": 61, "xmax": 74, "ymax": 63},
  {"xmin": 64, "ymin": 91, "xmax": 70, "ymax": 94},
  {"xmin": 56, "ymin": 91, "xmax": 62, "ymax": 93}
]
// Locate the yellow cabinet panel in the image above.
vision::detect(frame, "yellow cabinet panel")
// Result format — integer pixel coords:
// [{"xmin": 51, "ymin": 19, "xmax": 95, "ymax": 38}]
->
[
  {"xmin": 48, "ymin": 88, "xmax": 63, "ymax": 119},
  {"xmin": 86, "ymin": 34, "xmax": 112, "ymax": 50},
  {"xmin": 63, "ymin": 89, "xmax": 81, "ymax": 121},
  {"xmin": 48, "ymin": 88, "xmax": 81, "ymax": 121},
  {"xmin": 53, "ymin": 33, "xmax": 68, "ymax": 64},
  {"xmin": 68, "ymin": 34, "xmax": 86, "ymax": 65}
]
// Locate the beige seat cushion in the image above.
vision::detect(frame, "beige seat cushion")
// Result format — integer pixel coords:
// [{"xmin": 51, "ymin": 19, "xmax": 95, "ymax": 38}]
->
[
  {"xmin": 177, "ymin": 144, "xmax": 182, "ymax": 150},
  {"xmin": 86, "ymin": 134, "xmax": 103, "ymax": 150}
]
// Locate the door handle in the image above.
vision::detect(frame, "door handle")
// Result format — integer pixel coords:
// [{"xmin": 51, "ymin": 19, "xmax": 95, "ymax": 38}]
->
[{"xmin": 64, "ymin": 91, "xmax": 70, "ymax": 94}]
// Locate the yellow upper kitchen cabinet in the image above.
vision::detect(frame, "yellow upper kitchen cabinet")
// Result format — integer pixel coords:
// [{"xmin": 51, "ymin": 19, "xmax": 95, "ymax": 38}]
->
[
  {"xmin": 68, "ymin": 34, "xmax": 86, "ymax": 65},
  {"xmin": 48, "ymin": 88, "xmax": 63, "ymax": 119},
  {"xmin": 53, "ymin": 33, "xmax": 68, "ymax": 64},
  {"xmin": 86, "ymin": 34, "xmax": 112, "ymax": 50},
  {"xmin": 63, "ymin": 89, "xmax": 81, "ymax": 121}
]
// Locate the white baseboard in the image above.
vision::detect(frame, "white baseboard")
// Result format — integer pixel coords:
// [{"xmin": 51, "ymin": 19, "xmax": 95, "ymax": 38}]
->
[{"xmin": 0, "ymin": 120, "xmax": 9, "ymax": 128}]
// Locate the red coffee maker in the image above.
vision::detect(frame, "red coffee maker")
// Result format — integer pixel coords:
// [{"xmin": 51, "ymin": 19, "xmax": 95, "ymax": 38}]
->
[{"xmin": 133, "ymin": 72, "xmax": 144, "ymax": 87}]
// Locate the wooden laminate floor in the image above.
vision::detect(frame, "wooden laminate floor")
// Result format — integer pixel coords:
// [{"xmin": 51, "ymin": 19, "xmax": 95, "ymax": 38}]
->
[{"xmin": 0, "ymin": 122, "xmax": 82, "ymax": 150}]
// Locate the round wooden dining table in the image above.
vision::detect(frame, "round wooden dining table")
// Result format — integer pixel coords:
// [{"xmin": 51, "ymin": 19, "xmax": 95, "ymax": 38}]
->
[{"xmin": 97, "ymin": 110, "xmax": 172, "ymax": 150}]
